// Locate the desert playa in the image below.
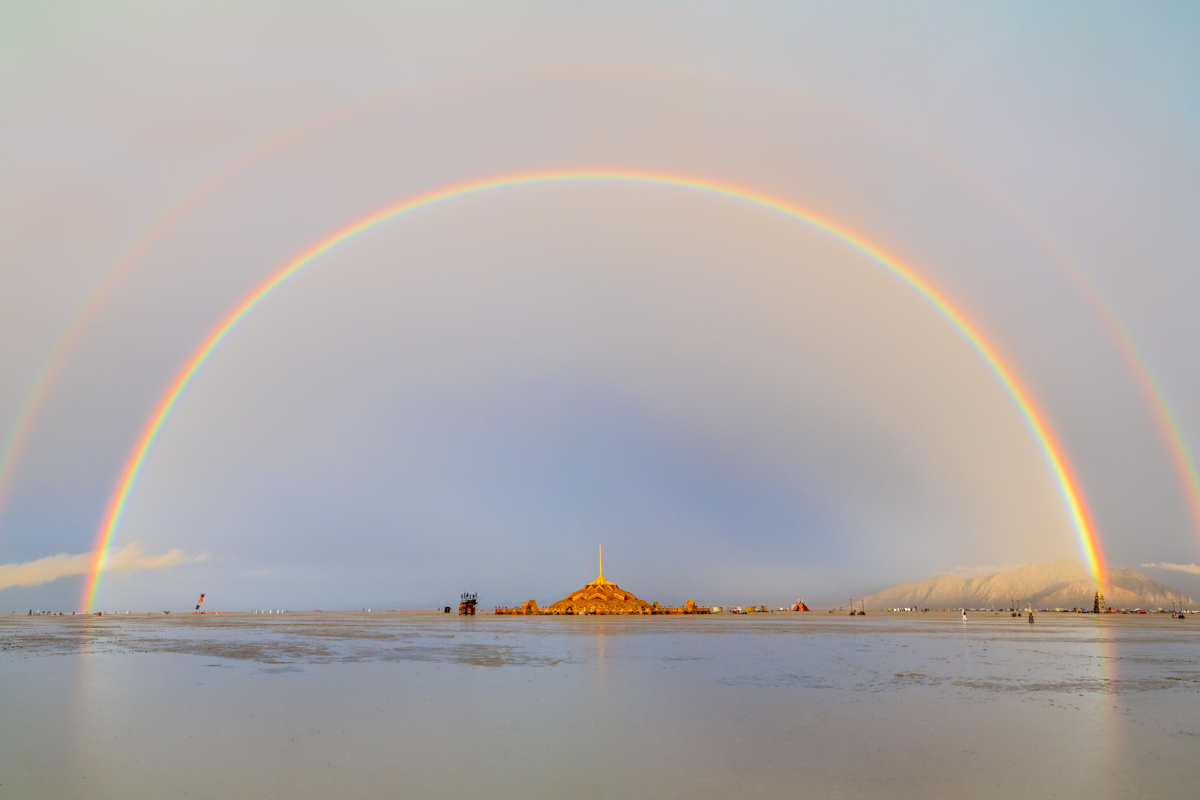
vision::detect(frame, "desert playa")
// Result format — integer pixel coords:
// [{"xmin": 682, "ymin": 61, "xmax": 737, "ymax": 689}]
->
[{"xmin": 2, "ymin": 610, "xmax": 1196, "ymax": 799}]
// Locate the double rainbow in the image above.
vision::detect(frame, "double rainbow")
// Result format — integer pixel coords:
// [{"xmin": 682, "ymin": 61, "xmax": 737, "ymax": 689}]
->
[{"xmin": 80, "ymin": 170, "xmax": 1106, "ymax": 611}]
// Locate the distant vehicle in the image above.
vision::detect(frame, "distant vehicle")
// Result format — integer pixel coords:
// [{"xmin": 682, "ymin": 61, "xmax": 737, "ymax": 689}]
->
[{"xmin": 459, "ymin": 592, "xmax": 477, "ymax": 615}]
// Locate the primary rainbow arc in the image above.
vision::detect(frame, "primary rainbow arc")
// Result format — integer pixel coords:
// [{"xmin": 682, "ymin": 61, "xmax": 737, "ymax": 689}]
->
[{"xmin": 81, "ymin": 169, "xmax": 1106, "ymax": 611}]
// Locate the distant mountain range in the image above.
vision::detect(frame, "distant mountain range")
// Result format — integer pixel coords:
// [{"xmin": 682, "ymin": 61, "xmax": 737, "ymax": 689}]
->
[{"xmin": 860, "ymin": 559, "xmax": 1195, "ymax": 610}]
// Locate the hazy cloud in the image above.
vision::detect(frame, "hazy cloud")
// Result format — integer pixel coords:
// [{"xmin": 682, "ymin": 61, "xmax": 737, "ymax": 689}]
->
[
  {"xmin": 950, "ymin": 564, "xmax": 1026, "ymax": 578},
  {"xmin": 1142, "ymin": 562, "xmax": 1200, "ymax": 577},
  {"xmin": 0, "ymin": 542, "xmax": 207, "ymax": 591}
]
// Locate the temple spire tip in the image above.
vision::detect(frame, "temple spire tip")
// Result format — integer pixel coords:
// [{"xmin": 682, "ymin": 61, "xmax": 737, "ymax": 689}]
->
[{"xmin": 595, "ymin": 544, "xmax": 608, "ymax": 584}]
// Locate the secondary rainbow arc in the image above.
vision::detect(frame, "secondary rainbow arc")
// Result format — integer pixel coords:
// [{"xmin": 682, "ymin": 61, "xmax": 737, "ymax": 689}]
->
[{"xmin": 80, "ymin": 169, "xmax": 1106, "ymax": 611}]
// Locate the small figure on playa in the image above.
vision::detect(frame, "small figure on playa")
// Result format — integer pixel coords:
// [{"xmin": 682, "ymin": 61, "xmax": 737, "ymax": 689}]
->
[{"xmin": 961, "ymin": 609, "xmax": 967, "ymax": 621}]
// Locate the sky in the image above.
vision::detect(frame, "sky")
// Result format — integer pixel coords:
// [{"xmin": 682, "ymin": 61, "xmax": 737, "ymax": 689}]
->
[{"xmin": 2, "ymin": 2, "xmax": 1199, "ymax": 611}]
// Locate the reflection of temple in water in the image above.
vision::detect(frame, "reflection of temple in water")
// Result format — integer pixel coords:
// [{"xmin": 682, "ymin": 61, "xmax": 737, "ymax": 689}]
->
[{"xmin": 494, "ymin": 547, "xmax": 708, "ymax": 615}]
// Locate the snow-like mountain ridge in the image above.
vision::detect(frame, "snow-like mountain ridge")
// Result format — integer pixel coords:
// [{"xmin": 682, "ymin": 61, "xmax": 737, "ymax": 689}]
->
[{"xmin": 861, "ymin": 559, "xmax": 1195, "ymax": 609}]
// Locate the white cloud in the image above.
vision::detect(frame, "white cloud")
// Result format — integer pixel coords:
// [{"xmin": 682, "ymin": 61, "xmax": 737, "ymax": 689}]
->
[
  {"xmin": 0, "ymin": 542, "xmax": 207, "ymax": 591},
  {"xmin": 1142, "ymin": 562, "xmax": 1200, "ymax": 576}
]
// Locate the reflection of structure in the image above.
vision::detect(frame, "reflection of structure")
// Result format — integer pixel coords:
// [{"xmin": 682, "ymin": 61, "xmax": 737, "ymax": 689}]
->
[
  {"xmin": 494, "ymin": 546, "xmax": 710, "ymax": 615},
  {"xmin": 459, "ymin": 592, "xmax": 477, "ymax": 615}
]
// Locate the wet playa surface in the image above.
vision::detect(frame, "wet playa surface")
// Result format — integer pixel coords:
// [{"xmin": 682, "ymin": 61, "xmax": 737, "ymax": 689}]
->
[{"xmin": 1, "ymin": 612, "xmax": 1197, "ymax": 798}]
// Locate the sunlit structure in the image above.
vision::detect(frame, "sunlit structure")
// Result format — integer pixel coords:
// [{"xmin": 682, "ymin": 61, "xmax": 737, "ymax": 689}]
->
[
  {"xmin": 458, "ymin": 592, "xmax": 477, "ymax": 616},
  {"xmin": 544, "ymin": 546, "xmax": 653, "ymax": 614}
]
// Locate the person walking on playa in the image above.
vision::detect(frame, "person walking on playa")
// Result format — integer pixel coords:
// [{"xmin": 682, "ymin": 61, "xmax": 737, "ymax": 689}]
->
[{"xmin": 961, "ymin": 609, "xmax": 967, "ymax": 621}]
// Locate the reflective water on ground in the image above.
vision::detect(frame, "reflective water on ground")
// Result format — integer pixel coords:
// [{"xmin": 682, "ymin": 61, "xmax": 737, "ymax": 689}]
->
[{"xmin": 2, "ymin": 611, "xmax": 1196, "ymax": 798}]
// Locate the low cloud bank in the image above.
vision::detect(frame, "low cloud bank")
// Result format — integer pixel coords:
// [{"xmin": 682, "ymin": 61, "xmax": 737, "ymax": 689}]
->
[
  {"xmin": 0, "ymin": 542, "xmax": 207, "ymax": 591},
  {"xmin": 1142, "ymin": 562, "xmax": 1200, "ymax": 576},
  {"xmin": 950, "ymin": 563, "xmax": 1025, "ymax": 578}
]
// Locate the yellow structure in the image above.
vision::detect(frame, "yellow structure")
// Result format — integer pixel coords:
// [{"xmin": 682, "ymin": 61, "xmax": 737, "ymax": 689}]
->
[
  {"xmin": 494, "ymin": 547, "xmax": 711, "ymax": 615},
  {"xmin": 545, "ymin": 547, "xmax": 652, "ymax": 614},
  {"xmin": 545, "ymin": 546, "xmax": 652, "ymax": 614}
]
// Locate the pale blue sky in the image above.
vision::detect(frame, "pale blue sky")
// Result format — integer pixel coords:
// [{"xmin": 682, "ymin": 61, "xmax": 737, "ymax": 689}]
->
[{"xmin": 1, "ymin": 2, "xmax": 1198, "ymax": 609}]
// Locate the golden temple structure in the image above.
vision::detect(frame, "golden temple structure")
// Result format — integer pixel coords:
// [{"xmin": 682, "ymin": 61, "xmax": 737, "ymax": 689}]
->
[
  {"xmin": 496, "ymin": 546, "xmax": 651, "ymax": 615},
  {"xmin": 545, "ymin": 546, "xmax": 653, "ymax": 614},
  {"xmin": 494, "ymin": 546, "xmax": 710, "ymax": 615}
]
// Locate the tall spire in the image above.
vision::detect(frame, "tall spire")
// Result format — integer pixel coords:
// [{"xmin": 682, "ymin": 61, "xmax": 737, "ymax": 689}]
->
[{"xmin": 595, "ymin": 544, "xmax": 608, "ymax": 585}]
